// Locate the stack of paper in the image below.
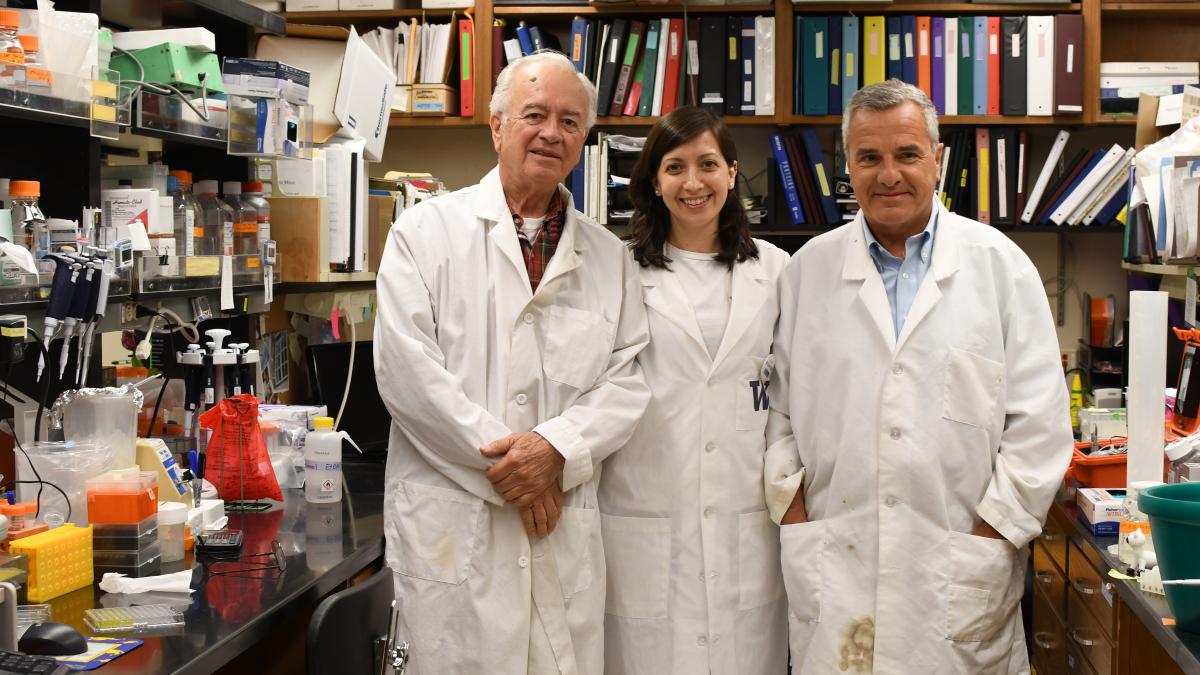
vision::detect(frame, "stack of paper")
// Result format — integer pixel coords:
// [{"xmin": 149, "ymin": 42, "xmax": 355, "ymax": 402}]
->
[{"xmin": 360, "ymin": 17, "xmax": 455, "ymax": 87}]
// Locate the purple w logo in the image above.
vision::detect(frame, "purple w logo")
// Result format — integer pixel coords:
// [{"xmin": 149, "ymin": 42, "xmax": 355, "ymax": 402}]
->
[{"xmin": 749, "ymin": 380, "xmax": 769, "ymax": 412}]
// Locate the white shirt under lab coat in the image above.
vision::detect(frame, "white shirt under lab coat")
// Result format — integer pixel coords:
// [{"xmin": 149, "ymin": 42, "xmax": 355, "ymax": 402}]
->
[
  {"xmin": 374, "ymin": 167, "xmax": 650, "ymax": 675},
  {"xmin": 599, "ymin": 240, "xmax": 790, "ymax": 675},
  {"xmin": 764, "ymin": 204, "xmax": 1073, "ymax": 674}
]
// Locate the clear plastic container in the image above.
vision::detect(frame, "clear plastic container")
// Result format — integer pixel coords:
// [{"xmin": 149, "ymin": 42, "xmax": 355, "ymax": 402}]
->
[
  {"xmin": 194, "ymin": 180, "xmax": 232, "ymax": 256},
  {"xmin": 241, "ymin": 181, "xmax": 270, "ymax": 246},
  {"xmin": 157, "ymin": 502, "xmax": 187, "ymax": 563},
  {"xmin": 305, "ymin": 417, "xmax": 342, "ymax": 504},
  {"xmin": 15, "ymin": 441, "xmax": 114, "ymax": 527},
  {"xmin": 222, "ymin": 181, "xmax": 258, "ymax": 256},
  {"xmin": 84, "ymin": 605, "xmax": 183, "ymax": 635},
  {"xmin": 169, "ymin": 170, "xmax": 201, "ymax": 256},
  {"xmin": 15, "ymin": 603, "xmax": 50, "ymax": 641},
  {"xmin": 92, "ymin": 513, "xmax": 158, "ymax": 550},
  {"xmin": 93, "ymin": 541, "xmax": 161, "ymax": 567},
  {"xmin": 93, "ymin": 555, "xmax": 161, "ymax": 580},
  {"xmin": 86, "ymin": 469, "xmax": 159, "ymax": 524},
  {"xmin": 58, "ymin": 387, "xmax": 140, "ymax": 469}
]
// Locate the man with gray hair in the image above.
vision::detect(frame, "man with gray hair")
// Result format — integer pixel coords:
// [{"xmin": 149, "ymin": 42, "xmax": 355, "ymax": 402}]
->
[
  {"xmin": 374, "ymin": 51, "xmax": 650, "ymax": 674},
  {"xmin": 764, "ymin": 79, "xmax": 1072, "ymax": 673}
]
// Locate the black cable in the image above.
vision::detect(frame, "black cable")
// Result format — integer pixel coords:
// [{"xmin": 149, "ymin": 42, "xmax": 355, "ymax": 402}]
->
[
  {"xmin": 2, "ymin": 420, "xmax": 70, "ymax": 523},
  {"xmin": 149, "ymin": 375, "xmax": 170, "ymax": 437}
]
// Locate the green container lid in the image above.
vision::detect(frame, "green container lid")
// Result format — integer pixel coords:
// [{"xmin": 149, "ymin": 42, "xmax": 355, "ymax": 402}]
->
[{"xmin": 1140, "ymin": 482, "xmax": 1200, "ymax": 633}]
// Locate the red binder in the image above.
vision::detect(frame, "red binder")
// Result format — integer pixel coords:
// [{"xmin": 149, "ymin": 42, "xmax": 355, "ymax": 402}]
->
[
  {"xmin": 459, "ymin": 18, "xmax": 475, "ymax": 117},
  {"xmin": 916, "ymin": 16, "xmax": 932, "ymax": 98},
  {"xmin": 1054, "ymin": 14, "xmax": 1084, "ymax": 115},
  {"xmin": 660, "ymin": 18, "xmax": 684, "ymax": 116},
  {"xmin": 987, "ymin": 16, "xmax": 1000, "ymax": 116}
]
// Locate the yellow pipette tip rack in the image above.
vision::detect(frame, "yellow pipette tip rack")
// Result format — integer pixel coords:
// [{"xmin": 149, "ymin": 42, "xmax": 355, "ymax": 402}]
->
[{"xmin": 10, "ymin": 524, "xmax": 94, "ymax": 602}]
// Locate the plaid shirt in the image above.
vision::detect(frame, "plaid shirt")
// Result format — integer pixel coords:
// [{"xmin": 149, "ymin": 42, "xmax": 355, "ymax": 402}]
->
[{"xmin": 509, "ymin": 189, "xmax": 565, "ymax": 292}]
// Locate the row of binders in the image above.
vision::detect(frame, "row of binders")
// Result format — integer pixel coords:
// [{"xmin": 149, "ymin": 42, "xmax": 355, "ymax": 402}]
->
[
  {"xmin": 496, "ymin": 16, "xmax": 777, "ymax": 118},
  {"xmin": 940, "ymin": 129, "xmax": 1129, "ymax": 228},
  {"xmin": 793, "ymin": 14, "xmax": 1083, "ymax": 118}
]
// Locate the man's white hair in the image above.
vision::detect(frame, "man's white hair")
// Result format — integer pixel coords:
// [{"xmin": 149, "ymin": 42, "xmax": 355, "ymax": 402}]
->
[
  {"xmin": 842, "ymin": 79, "xmax": 940, "ymax": 150},
  {"xmin": 490, "ymin": 51, "xmax": 597, "ymax": 129}
]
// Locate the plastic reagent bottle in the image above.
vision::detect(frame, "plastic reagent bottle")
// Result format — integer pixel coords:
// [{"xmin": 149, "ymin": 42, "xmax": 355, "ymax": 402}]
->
[
  {"xmin": 304, "ymin": 417, "xmax": 361, "ymax": 503},
  {"xmin": 194, "ymin": 180, "xmax": 232, "ymax": 256},
  {"xmin": 168, "ymin": 170, "xmax": 201, "ymax": 256},
  {"xmin": 240, "ymin": 182, "xmax": 271, "ymax": 250},
  {"xmin": 222, "ymin": 181, "xmax": 258, "ymax": 256}
]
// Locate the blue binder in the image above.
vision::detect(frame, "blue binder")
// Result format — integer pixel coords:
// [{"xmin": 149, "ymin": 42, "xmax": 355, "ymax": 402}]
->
[
  {"xmin": 900, "ymin": 16, "xmax": 917, "ymax": 86},
  {"xmin": 827, "ymin": 16, "xmax": 842, "ymax": 115},
  {"xmin": 886, "ymin": 16, "xmax": 902, "ymax": 81},
  {"xmin": 841, "ymin": 16, "xmax": 859, "ymax": 111},
  {"xmin": 770, "ymin": 133, "xmax": 806, "ymax": 226},
  {"xmin": 973, "ymin": 17, "xmax": 987, "ymax": 115}
]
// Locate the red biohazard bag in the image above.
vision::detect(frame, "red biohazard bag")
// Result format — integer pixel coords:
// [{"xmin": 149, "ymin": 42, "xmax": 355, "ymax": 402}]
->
[{"xmin": 199, "ymin": 394, "xmax": 283, "ymax": 502}]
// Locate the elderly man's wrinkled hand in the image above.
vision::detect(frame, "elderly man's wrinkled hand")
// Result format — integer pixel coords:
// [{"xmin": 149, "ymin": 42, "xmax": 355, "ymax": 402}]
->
[
  {"xmin": 518, "ymin": 481, "xmax": 564, "ymax": 538},
  {"xmin": 481, "ymin": 432, "xmax": 566, "ymax": 507}
]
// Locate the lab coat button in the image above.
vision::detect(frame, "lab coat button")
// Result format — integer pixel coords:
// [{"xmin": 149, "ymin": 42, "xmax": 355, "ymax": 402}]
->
[
  {"xmin": 705, "ymin": 442, "xmax": 717, "ymax": 453},
  {"xmin": 710, "ymin": 571, "xmax": 718, "ymax": 579},
  {"xmin": 516, "ymin": 393, "xmax": 528, "ymax": 405},
  {"xmin": 712, "ymin": 634, "xmax": 720, "ymax": 643},
  {"xmin": 885, "ymin": 496, "xmax": 899, "ymax": 507},
  {"xmin": 697, "ymin": 636, "xmax": 707, "ymax": 647},
  {"xmin": 518, "ymin": 556, "xmax": 529, "ymax": 568},
  {"xmin": 889, "ymin": 428, "xmax": 901, "ymax": 440},
  {"xmin": 523, "ymin": 313, "xmax": 534, "ymax": 325},
  {"xmin": 901, "ymin": 272, "xmax": 911, "ymax": 280},
  {"xmin": 892, "ymin": 365, "xmax": 903, "ymax": 375},
  {"xmin": 703, "ymin": 507, "xmax": 714, "ymax": 518}
]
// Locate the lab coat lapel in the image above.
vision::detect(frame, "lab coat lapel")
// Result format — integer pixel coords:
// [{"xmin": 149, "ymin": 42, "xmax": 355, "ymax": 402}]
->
[
  {"xmin": 842, "ymin": 214, "xmax": 897, "ymax": 353},
  {"xmin": 536, "ymin": 190, "xmax": 582, "ymax": 293},
  {"xmin": 894, "ymin": 203, "xmax": 960, "ymax": 353},
  {"xmin": 641, "ymin": 265, "xmax": 710, "ymax": 360},
  {"xmin": 477, "ymin": 167, "xmax": 533, "ymax": 296},
  {"xmin": 711, "ymin": 256, "xmax": 769, "ymax": 371}
]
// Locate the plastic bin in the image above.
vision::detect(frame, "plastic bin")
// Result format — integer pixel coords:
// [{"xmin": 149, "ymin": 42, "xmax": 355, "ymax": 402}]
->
[
  {"xmin": 92, "ymin": 514, "xmax": 158, "ymax": 550},
  {"xmin": 1068, "ymin": 443, "xmax": 1170, "ymax": 488},
  {"xmin": 15, "ymin": 441, "xmax": 113, "ymax": 527},
  {"xmin": 9, "ymin": 524, "xmax": 93, "ymax": 602},
  {"xmin": 1140, "ymin": 482, "xmax": 1200, "ymax": 633},
  {"xmin": 86, "ymin": 469, "xmax": 159, "ymax": 524}
]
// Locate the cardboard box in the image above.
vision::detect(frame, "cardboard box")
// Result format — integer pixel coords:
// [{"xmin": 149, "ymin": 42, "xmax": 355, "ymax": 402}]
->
[
  {"xmin": 256, "ymin": 25, "xmax": 394, "ymax": 161},
  {"xmin": 284, "ymin": 0, "xmax": 337, "ymax": 10},
  {"xmin": 391, "ymin": 84, "xmax": 413, "ymax": 116},
  {"xmin": 340, "ymin": 0, "xmax": 395, "ymax": 8},
  {"xmin": 1076, "ymin": 487, "xmax": 1126, "ymax": 536},
  {"xmin": 222, "ymin": 57, "xmax": 310, "ymax": 103},
  {"xmin": 367, "ymin": 193, "xmax": 395, "ymax": 273},
  {"xmin": 412, "ymin": 83, "xmax": 459, "ymax": 117}
]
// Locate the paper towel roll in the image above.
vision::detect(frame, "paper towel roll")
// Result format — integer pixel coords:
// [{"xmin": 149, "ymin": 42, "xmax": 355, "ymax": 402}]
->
[{"xmin": 1128, "ymin": 291, "xmax": 1168, "ymax": 487}]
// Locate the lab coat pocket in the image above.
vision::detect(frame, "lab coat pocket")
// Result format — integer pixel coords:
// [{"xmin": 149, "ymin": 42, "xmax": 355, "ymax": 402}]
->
[
  {"xmin": 942, "ymin": 348, "xmax": 1005, "ymax": 429},
  {"xmin": 735, "ymin": 357, "xmax": 772, "ymax": 432},
  {"xmin": 778, "ymin": 520, "xmax": 824, "ymax": 623},
  {"xmin": 543, "ymin": 305, "xmax": 615, "ymax": 391},
  {"xmin": 738, "ymin": 509, "xmax": 785, "ymax": 610},
  {"xmin": 600, "ymin": 513, "xmax": 672, "ymax": 619},
  {"xmin": 392, "ymin": 480, "xmax": 483, "ymax": 585},
  {"xmin": 945, "ymin": 531, "xmax": 1023, "ymax": 642},
  {"xmin": 551, "ymin": 505, "xmax": 597, "ymax": 600}
]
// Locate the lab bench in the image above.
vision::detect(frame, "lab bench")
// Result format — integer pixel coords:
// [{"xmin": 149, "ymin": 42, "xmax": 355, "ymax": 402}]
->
[
  {"xmin": 37, "ymin": 460, "xmax": 384, "ymax": 674},
  {"xmin": 1032, "ymin": 496, "xmax": 1200, "ymax": 675}
]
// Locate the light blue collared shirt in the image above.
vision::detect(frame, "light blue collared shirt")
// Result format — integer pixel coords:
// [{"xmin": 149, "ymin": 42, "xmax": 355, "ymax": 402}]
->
[{"xmin": 863, "ymin": 203, "xmax": 939, "ymax": 337}]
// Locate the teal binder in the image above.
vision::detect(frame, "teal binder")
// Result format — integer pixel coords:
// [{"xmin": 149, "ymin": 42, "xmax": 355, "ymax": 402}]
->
[
  {"xmin": 841, "ymin": 16, "xmax": 860, "ymax": 111},
  {"xmin": 802, "ymin": 17, "xmax": 829, "ymax": 116}
]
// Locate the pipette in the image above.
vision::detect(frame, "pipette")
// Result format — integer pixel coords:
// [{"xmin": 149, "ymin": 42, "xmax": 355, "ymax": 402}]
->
[
  {"xmin": 77, "ymin": 254, "xmax": 112, "ymax": 387},
  {"xmin": 58, "ymin": 253, "xmax": 94, "ymax": 377},
  {"xmin": 39, "ymin": 254, "xmax": 78, "ymax": 381}
]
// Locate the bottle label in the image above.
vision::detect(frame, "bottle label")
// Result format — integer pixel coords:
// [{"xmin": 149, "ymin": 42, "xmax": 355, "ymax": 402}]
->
[
  {"xmin": 257, "ymin": 216, "xmax": 271, "ymax": 242},
  {"xmin": 305, "ymin": 460, "xmax": 341, "ymax": 472},
  {"xmin": 184, "ymin": 210, "xmax": 196, "ymax": 256},
  {"xmin": 223, "ymin": 218, "xmax": 233, "ymax": 255},
  {"xmin": 234, "ymin": 219, "xmax": 257, "ymax": 234}
]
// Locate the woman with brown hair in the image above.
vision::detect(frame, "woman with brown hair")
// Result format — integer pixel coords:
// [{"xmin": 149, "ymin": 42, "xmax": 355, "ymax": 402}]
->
[{"xmin": 597, "ymin": 106, "xmax": 791, "ymax": 674}]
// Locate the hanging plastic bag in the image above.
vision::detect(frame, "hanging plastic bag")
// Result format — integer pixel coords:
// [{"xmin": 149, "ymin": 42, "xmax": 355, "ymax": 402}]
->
[{"xmin": 199, "ymin": 395, "xmax": 283, "ymax": 502}]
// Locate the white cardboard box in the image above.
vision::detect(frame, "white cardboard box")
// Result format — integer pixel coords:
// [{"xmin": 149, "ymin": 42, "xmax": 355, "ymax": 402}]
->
[
  {"xmin": 339, "ymin": 0, "xmax": 396, "ymax": 9},
  {"xmin": 256, "ymin": 26, "xmax": 394, "ymax": 161},
  {"xmin": 1076, "ymin": 487, "xmax": 1126, "ymax": 536},
  {"xmin": 284, "ymin": 0, "xmax": 337, "ymax": 10}
]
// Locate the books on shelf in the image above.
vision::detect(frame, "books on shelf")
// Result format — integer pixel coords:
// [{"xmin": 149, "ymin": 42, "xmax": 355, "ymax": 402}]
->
[{"xmin": 792, "ymin": 13, "xmax": 1083, "ymax": 118}]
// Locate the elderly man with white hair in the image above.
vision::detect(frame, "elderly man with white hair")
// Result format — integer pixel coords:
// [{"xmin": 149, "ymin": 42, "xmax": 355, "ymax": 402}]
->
[{"xmin": 374, "ymin": 52, "xmax": 651, "ymax": 674}]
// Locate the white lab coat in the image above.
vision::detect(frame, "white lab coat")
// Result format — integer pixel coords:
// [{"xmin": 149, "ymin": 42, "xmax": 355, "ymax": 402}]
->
[
  {"xmin": 374, "ymin": 167, "xmax": 651, "ymax": 675},
  {"xmin": 599, "ymin": 241, "xmax": 791, "ymax": 675},
  {"xmin": 763, "ymin": 204, "xmax": 1073, "ymax": 674}
]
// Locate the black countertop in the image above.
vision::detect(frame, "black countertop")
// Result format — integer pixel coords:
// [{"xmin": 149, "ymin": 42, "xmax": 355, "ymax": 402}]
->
[
  {"xmin": 44, "ymin": 461, "xmax": 385, "ymax": 675},
  {"xmin": 1059, "ymin": 499, "xmax": 1200, "ymax": 675}
]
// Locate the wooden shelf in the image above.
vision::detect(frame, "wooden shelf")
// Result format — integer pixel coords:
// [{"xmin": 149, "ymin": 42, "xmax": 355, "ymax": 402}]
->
[
  {"xmin": 595, "ymin": 114, "xmax": 781, "ymax": 126},
  {"xmin": 1096, "ymin": 115, "xmax": 1137, "ymax": 125},
  {"xmin": 784, "ymin": 2, "xmax": 1079, "ymax": 11},
  {"xmin": 780, "ymin": 114, "xmax": 1090, "ymax": 126},
  {"xmin": 1122, "ymin": 262, "xmax": 1200, "ymax": 276},
  {"xmin": 389, "ymin": 115, "xmax": 484, "ymax": 127},
  {"xmin": 494, "ymin": 3, "xmax": 773, "ymax": 15},
  {"xmin": 281, "ymin": 9, "xmax": 457, "ymax": 23},
  {"xmin": 1101, "ymin": 2, "xmax": 1200, "ymax": 17}
]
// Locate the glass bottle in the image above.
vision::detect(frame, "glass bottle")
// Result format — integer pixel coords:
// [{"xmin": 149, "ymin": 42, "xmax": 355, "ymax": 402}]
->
[
  {"xmin": 0, "ymin": 11, "xmax": 24, "ymax": 88},
  {"xmin": 194, "ymin": 180, "xmax": 232, "ymax": 256},
  {"xmin": 222, "ymin": 181, "xmax": 258, "ymax": 256},
  {"xmin": 17, "ymin": 35, "xmax": 48, "ymax": 89},
  {"xmin": 9, "ymin": 180, "xmax": 46, "ymax": 259},
  {"xmin": 169, "ymin": 170, "xmax": 201, "ymax": 256},
  {"xmin": 240, "ymin": 182, "xmax": 271, "ymax": 250}
]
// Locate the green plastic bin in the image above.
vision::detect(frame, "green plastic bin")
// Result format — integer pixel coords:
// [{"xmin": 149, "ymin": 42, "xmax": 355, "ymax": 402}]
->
[{"xmin": 1140, "ymin": 482, "xmax": 1200, "ymax": 633}]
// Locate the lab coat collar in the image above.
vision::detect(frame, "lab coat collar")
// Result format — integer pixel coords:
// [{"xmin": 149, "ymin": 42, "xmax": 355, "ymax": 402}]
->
[
  {"xmin": 477, "ymin": 166, "xmax": 585, "ymax": 296},
  {"xmin": 842, "ymin": 201, "xmax": 961, "ymax": 353},
  {"xmin": 641, "ymin": 250, "xmax": 772, "ymax": 372}
]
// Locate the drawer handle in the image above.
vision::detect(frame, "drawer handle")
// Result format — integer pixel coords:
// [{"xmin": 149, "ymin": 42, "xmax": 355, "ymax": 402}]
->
[
  {"xmin": 1033, "ymin": 632, "xmax": 1059, "ymax": 650},
  {"xmin": 1041, "ymin": 530, "xmax": 1062, "ymax": 542},
  {"xmin": 1071, "ymin": 577, "xmax": 1098, "ymax": 595},
  {"xmin": 1070, "ymin": 629, "xmax": 1097, "ymax": 648},
  {"xmin": 1035, "ymin": 571, "xmax": 1055, "ymax": 585}
]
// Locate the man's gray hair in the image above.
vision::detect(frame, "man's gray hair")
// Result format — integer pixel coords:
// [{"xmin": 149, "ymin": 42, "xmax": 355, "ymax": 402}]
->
[
  {"xmin": 842, "ymin": 79, "xmax": 939, "ymax": 150},
  {"xmin": 490, "ymin": 52, "xmax": 598, "ymax": 129}
]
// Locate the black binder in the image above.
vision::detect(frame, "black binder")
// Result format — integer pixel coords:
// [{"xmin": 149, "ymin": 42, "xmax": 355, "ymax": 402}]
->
[
  {"xmin": 1000, "ymin": 16, "xmax": 1027, "ymax": 116},
  {"xmin": 699, "ymin": 17, "xmax": 725, "ymax": 116},
  {"xmin": 595, "ymin": 18, "xmax": 627, "ymax": 113},
  {"xmin": 724, "ymin": 16, "xmax": 741, "ymax": 116}
]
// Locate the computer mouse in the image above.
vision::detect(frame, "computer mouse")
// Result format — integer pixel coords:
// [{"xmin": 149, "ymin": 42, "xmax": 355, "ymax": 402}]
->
[{"xmin": 18, "ymin": 621, "xmax": 87, "ymax": 656}]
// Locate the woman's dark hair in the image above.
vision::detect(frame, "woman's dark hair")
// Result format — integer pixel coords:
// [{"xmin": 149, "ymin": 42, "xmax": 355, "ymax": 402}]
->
[{"xmin": 626, "ymin": 106, "xmax": 759, "ymax": 270}]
